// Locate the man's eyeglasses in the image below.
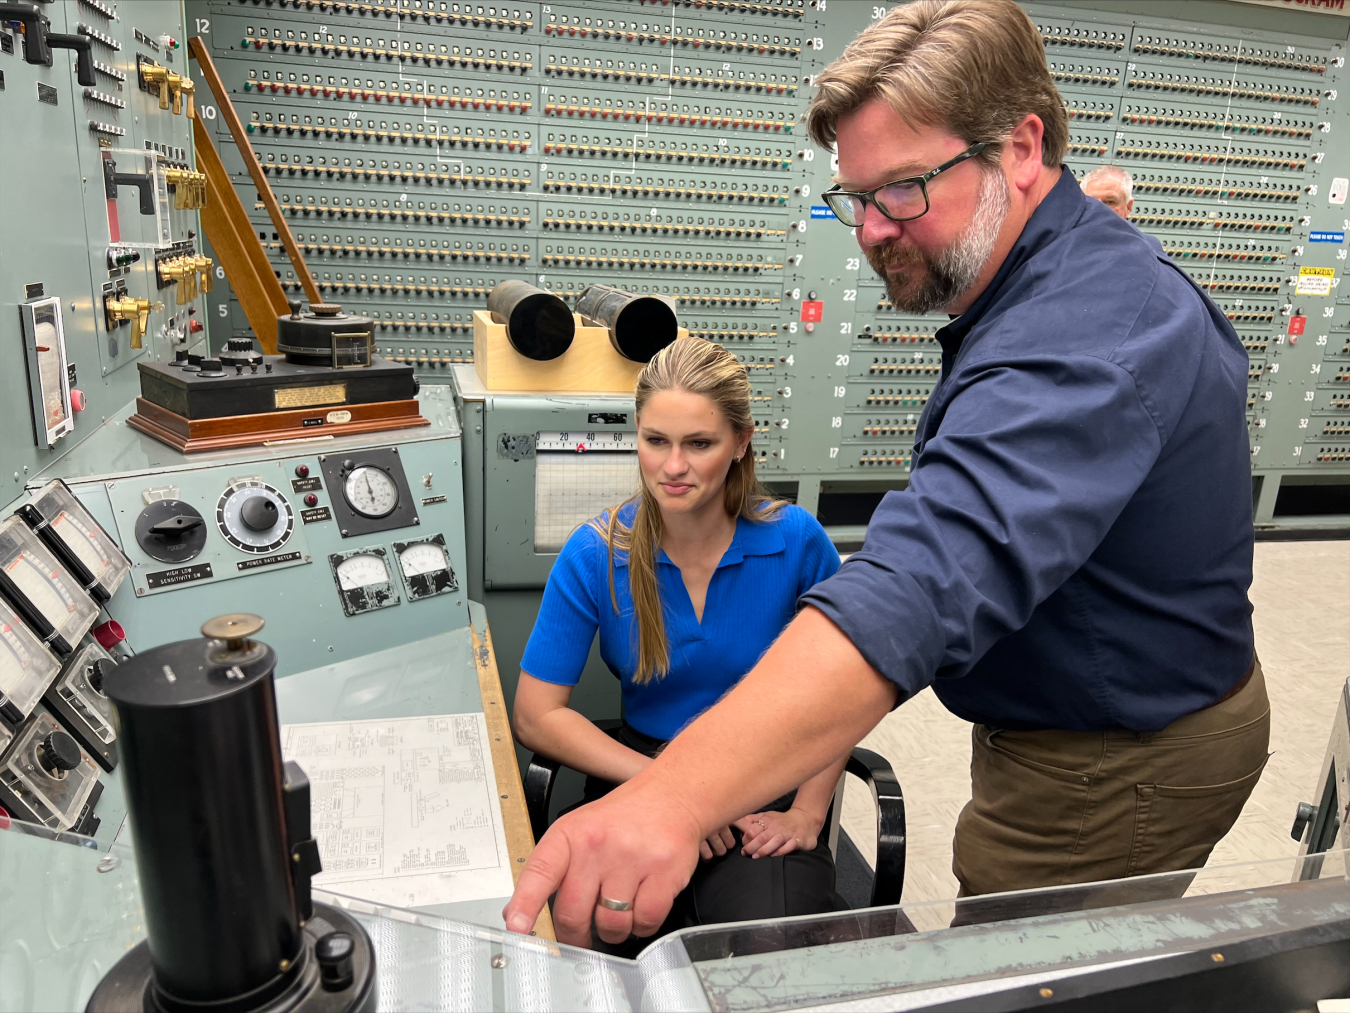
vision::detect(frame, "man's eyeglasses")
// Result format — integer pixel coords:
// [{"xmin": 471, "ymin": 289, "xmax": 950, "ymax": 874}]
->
[{"xmin": 821, "ymin": 142, "xmax": 988, "ymax": 227}]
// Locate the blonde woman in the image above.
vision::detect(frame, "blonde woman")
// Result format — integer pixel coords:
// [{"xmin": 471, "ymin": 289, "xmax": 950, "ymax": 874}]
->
[{"xmin": 513, "ymin": 337, "xmax": 847, "ymax": 949}]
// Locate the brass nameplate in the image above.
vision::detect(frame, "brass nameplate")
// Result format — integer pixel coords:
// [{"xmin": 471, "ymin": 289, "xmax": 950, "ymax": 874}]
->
[{"xmin": 274, "ymin": 384, "xmax": 347, "ymax": 409}]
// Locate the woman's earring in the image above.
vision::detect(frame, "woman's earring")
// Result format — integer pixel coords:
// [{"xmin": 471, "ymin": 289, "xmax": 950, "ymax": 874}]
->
[{"xmin": 735, "ymin": 454, "xmax": 744, "ymax": 462}]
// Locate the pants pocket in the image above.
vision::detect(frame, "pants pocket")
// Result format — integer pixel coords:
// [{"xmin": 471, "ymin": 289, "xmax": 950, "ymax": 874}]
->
[{"xmin": 1127, "ymin": 754, "xmax": 1270, "ymax": 876}]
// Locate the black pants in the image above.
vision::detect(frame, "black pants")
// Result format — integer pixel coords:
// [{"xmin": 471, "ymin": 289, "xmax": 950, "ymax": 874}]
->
[{"xmin": 567, "ymin": 722, "xmax": 846, "ymax": 956}]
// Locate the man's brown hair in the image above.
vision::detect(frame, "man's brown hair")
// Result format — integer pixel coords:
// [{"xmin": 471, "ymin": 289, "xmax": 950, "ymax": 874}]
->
[{"xmin": 806, "ymin": 0, "xmax": 1068, "ymax": 167}]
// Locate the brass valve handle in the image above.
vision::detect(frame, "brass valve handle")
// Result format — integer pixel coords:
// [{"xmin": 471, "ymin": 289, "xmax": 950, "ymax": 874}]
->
[
  {"xmin": 168, "ymin": 72, "xmax": 183, "ymax": 115},
  {"xmin": 195, "ymin": 256, "xmax": 215, "ymax": 294},
  {"xmin": 180, "ymin": 78, "xmax": 195, "ymax": 120},
  {"xmin": 140, "ymin": 64, "xmax": 170, "ymax": 110}
]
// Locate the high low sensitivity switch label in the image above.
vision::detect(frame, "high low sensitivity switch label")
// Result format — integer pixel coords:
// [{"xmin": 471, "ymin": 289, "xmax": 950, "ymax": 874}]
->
[{"xmin": 1296, "ymin": 267, "xmax": 1336, "ymax": 296}]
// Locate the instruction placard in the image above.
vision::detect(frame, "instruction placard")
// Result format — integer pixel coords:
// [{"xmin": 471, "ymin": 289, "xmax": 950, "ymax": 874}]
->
[{"xmin": 1296, "ymin": 266, "xmax": 1336, "ymax": 296}]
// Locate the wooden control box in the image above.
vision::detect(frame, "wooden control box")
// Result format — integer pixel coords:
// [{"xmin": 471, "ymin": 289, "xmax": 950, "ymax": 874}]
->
[{"xmin": 472, "ymin": 310, "xmax": 686, "ymax": 393}]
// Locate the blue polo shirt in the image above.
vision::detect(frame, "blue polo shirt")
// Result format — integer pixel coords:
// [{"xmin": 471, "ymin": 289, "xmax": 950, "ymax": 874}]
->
[
  {"xmin": 522, "ymin": 503, "xmax": 839, "ymax": 741},
  {"xmin": 802, "ymin": 170, "xmax": 1255, "ymax": 733}
]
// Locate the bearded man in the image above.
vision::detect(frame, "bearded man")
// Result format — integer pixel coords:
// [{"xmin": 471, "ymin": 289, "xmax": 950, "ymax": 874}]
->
[{"xmin": 505, "ymin": 0, "xmax": 1266, "ymax": 949}]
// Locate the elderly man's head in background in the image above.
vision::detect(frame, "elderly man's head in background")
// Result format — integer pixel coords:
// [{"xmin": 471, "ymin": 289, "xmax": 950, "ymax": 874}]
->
[{"xmin": 1082, "ymin": 165, "xmax": 1134, "ymax": 219}]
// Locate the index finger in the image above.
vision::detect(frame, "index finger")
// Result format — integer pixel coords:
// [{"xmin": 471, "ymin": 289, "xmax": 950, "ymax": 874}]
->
[{"xmin": 503, "ymin": 830, "xmax": 573, "ymax": 935}]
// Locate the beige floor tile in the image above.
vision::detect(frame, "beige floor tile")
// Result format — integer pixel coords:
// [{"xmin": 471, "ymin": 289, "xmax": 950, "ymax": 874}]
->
[{"xmin": 839, "ymin": 540, "xmax": 1350, "ymax": 905}]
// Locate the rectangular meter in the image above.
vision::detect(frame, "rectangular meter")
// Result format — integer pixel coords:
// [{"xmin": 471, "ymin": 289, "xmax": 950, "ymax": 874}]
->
[
  {"xmin": 0, "ymin": 711, "xmax": 101, "ymax": 832},
  {"xmin": 0, "ymin": 595, "xmax": 61, "ymax": 728},
  {"xmin": 19, "ymin": 298, "xmax": 74, "ymax": 450},
  {"xmin": 43, "ymin": 643, "xmax": 118, "ymax": 772},
  {"xmin": 18, "ymin": 480, "xmax": 132, "ymax": 604},
  {"xmin": 0, "ymin": 517, "xmax": 99, "ymax": 657}
]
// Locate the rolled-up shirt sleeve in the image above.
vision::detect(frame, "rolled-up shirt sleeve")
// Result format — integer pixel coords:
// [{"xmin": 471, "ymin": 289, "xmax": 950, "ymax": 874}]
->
[{"xmin": 800, "ymin": 353, "xmax": 1163, "ymax": 702}]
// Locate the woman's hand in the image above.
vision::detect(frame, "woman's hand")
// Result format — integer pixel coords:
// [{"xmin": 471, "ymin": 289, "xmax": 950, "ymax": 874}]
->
[
  {"xmin": 734, "ymin": 808, "xmax": 822, "ymax": 858},
  {"xmin": 699, "ymin": 825, "xmax": 737, "ymax": 861}
]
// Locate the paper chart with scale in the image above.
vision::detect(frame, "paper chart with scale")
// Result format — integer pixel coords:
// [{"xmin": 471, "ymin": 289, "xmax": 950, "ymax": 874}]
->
[
  {"xmin": 533, "ymin": 450, "xmax": 638, "ymax": 553},
  {"xmin": 281, "ymin": 712, "xmax": 514, "ymax": 908}
]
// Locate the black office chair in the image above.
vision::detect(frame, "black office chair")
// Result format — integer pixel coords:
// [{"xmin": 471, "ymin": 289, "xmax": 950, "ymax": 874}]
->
[{"xmin": 522, "ymin": 721, "xmax": 907, "ymax": 908}]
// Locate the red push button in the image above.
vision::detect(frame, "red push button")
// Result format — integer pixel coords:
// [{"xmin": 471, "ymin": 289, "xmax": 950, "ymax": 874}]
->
[
  {"xmin": 800, "ymin": 300, "xmax": 824, "ymax": 323},
  {"xmin": 1288, "ymin": 314, "xmax": 1307, "ymax": 336},
  {"xmin": 93, "ymin": 620, "xmax": 127, "ymax": 650}
]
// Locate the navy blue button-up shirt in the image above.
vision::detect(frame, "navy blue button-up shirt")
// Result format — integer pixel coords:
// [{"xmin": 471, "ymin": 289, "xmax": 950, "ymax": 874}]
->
[{"xmin": 802, "ymin": 170, "xmax": 1254, "ymax": 733}]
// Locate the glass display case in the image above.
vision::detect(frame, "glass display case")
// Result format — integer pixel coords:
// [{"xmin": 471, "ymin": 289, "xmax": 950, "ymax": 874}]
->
[{"xmin": 5, "ymin": 820, "xmax": 1349, "ymax": 1013}]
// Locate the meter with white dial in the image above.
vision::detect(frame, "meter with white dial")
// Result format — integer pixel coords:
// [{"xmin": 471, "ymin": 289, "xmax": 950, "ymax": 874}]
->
[
  {"xmin": 393, "ymin": 535, "xmax": 458, "ymax": 601},
  {"xmin": 343, "ymin": 466, "xmax": 400, "ymax": 519},
  {"xmin": 0, "ymin": 516, "xmax": 98, "ymax": 655},
  {"xmin": 335, "ymin": 553, "xmax": 390, "ymax": 591},
  {"xmin": 0, "ymin": 594, "xmax": 60, "ymax": 725},
  {"xmin": 329, "ymin": 548, "xmax": 400, "ymax": 616}
]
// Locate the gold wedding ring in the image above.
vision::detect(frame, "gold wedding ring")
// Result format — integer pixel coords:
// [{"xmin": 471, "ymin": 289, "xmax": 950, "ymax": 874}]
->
[{"xmin": 598, "ymin": 896, "xmax": 633, "ymax": 912}]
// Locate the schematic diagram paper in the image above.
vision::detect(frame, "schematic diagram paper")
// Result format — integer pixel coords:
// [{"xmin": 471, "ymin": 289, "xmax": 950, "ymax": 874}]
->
[{"xmin": 281, "ymin": 712, "xmax": 514, "ymax": 908}]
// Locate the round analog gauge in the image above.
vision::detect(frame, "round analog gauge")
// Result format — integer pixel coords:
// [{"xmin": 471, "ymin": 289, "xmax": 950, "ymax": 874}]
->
[
  {"xmin": 335, "ymin": 553, "xmax": 390, "ymax": 591},
  {"xmin": 216, "ymin": 481, "xmax": 294, "ymax": 554},
  {"xmin": 397, "ymin": 541, "xmax": 448, "ymax": 578},
  {"xmin": 343, "ymin": 466, "xmax": 399, "ymax": 519}
]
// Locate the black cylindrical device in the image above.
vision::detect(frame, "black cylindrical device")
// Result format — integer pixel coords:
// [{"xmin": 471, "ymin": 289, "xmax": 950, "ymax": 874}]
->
[
  {"xmin": 103, "ymin": 615, "xmax": 296, "ymax": 1002},
  {"xmin": 487, "ymin": 280, "xmax": 575, "ymax": 360},
  {"xmin": 276, "ymin": 301, "xmax": 376, "ymax": 367},
  {"xmin": 575, "ymin": 284, "xmax": 680, "ymax": 363},
  {"xmin": 89, "ymin": 614, "xmax": 376, "ymax": 1013}
]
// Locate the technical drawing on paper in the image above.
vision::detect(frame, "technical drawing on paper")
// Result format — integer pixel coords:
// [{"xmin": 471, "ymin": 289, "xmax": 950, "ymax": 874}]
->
[{"xmin": 281, "ymin": 712, "xmax": 514, "ymax": 908}]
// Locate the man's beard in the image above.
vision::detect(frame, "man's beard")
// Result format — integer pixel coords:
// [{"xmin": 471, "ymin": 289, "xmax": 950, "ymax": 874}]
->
[{"xmin": 866, "ymin": 167, "xmax": 1011, "ymax": 314}]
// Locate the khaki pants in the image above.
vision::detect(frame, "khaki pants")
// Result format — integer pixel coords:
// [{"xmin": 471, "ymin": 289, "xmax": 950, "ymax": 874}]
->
[{"xmin": 952, "ymin": 659, "xmax": 1270, "ymax": 897}]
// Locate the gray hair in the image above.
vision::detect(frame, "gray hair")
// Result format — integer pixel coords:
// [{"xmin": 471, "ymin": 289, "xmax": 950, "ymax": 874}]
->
[{"xmin": 1082, "ymin": 164, "xmax": 1133, "ymax": 201}]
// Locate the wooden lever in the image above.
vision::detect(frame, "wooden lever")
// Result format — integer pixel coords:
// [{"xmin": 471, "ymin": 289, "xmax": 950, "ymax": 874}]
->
[{"xmin": 188, "ymin": 36, "xmax": 322, "ymax": 309}]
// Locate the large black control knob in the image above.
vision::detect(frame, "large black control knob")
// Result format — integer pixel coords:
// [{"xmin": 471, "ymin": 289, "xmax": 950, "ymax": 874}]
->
[
  {"xmin": 135, "ymin": 500, "xmax": 207, "ymax": 564},
  {"xmin": 38, "ymin": 730, "xmax": 82, "ymax": 775},
  {"xmin": 87, "ymin": 657, "xmax": 116, "ymax": 694},
  {"xmin": 239, "ymin": 496, "xmax": 278, "ymax": 532}
]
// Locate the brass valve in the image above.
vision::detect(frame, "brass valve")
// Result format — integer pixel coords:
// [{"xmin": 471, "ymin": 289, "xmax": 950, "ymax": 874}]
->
[
  {"xmin": 180, "ymin": 77, "xmax": 195, "ymax": 120},
  {"xmin": 194, "ymin": 255, "xmax": 215, "ymax": 295},
  {"xmin": 165, "ymin": 169, "xmax": 207, "ymax": 210},
  {"xmin": 140, "ymin": 63, "xmax": 170, "ymax": 110},
  {"xmin": 105, "ymin": 295, "xmax": 162, "ymax": 349},
  {"xmin": 159, "ymin": 257, "xmax": 195, "ymax": 305},
  {"xmin": 165, "ymin": 169, "xmax": 186, "ymax": 209},
  {"xmin": 167, "ymin": 72, "xmax": 184, "ymax": 115}
]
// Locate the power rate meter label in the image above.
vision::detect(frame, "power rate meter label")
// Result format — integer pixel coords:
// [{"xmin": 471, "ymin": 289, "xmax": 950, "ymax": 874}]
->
[{"xmin": 1295, "ymin": 266, "xmax": 1336, "ymax": 296}]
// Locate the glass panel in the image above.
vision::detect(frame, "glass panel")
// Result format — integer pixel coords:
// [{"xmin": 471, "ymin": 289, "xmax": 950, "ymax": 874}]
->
[
  {"xmin": 667, "ymin": 849, "xmax": 1350, "ymax": 1012},
  {"xmin": 8, "ymin": 815, "xmax": 1346, "ymax": 1013},
  {"xmin": 0, "ymin": 825, "xmax": 142, "ymax": 1013}
]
